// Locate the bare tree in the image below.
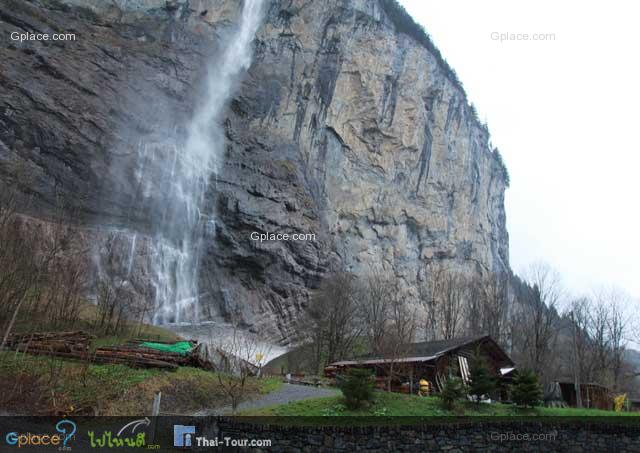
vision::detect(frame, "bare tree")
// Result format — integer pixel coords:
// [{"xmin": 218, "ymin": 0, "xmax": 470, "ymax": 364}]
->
[
  {"xmin": 589, "ymin": 297, "xmax": 611, "ymax": 385},
  {"xmin": 0, "ymin": 186, "xmax": 40, "ymax": 349},
  {"xmin": 482, "ymin": 272, "xmax": 511, "ymax": 343},
  {"xmin": 514, "ymin": 263, "xmax": 563, "ymax": 383},
  {"xmin": 565, "ymin": 297, "xmax": 595, "ymax": 408},
  {"xmin": 607, "ymin": 300, "xmax": 629, "ymax": 392},
  {"xmin": 359, "ymin": 271, "xmax": 395, "ymax": 356},
  {"xmin": 34, "ymin": 202, "xmax": 89, "ymax": 330},
  {"xmin": 437, "ymin": 270, "xmax": 466, "ymax": 340},
  {"xmin": 418, "ymin": 275, "xmax": 438, "ymax": 341},
  {"xmin": 465, "ymin": 271, "xmax": 510, "ymax": 343},
  {"xmin": 93, "ymin": 234, "xmax": 138, "ymax": 335},
  {"xmin": 210, "ymin": 323, "xmax": 271, "ymax": 414},
  {"xmin": 377, "ymin": 290, "xmax": 417, "ymax": 391},
  {"xmin": 593, "ymin": 288, "xmax": 631, "ymax": 391},
  {"xmin": 0, "ymin": 181, "xmax": 94, "ymax": 350},
  {"xmin": 293, "ymin": 272, "xmax": 362, "ymax": 373},
  {"xmin": 419, "ymin": 266, "xmax": 466, "ymax": 340}
]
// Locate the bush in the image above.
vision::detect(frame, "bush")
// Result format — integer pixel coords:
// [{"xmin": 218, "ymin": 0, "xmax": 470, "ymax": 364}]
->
[
  {"xmin": 338, "ymin": 368, "xmax": 374, "ymax": 409},
  {"xmin": 493, "ymin": 147, "xmax": 510, "ymax": 187},
  {"xmin": 468, "ymin": 354, "xmax": 496, "ymax": 404},
  {"xmin": 438, "ymin": 377, "xmax": 465, "ymax": 410},
  {"xmin": 379, "ymin": 0, "xmax": 461, "ymax": 88},
  {"xmin": 511, "ymin": 370, "xmax": 542, "ymax": 408}
]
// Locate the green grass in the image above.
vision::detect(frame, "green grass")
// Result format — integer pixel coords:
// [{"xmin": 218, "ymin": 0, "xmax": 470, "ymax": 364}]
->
[
  {"xmin": 0, "ymin": 351, "xmax": 281, "ymax": 416},
  {"xmin": 238, "ymin": 390, "xmax": 640, "ymax": 421},
  {"xmin": 257, "ymin": 376, "xmax": 283, "ymax": 395},
  {"xmin": 10, "ymin": 298, "xmax": 182, "ymax": 345},
  {"xmin": 0, "ymin": 351, "xmax": 162, "ymax": 414}
]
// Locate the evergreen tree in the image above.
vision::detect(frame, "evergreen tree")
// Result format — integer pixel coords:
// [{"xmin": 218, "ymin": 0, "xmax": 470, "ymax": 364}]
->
[
  {"xmin": 492, "ymin": 147, "xmax": 511, "ymax": 187},
  {"xmin": 438, "ymin": 376, "xmax": 465, "ymax": 410},
  {"xmin": 468, "ymin": 353, "xmax": 497, "ymax": 404},
  {"xmin": 338, "ymin": 368, "xmax": 375, "ymax": 409},
  {"xmin": 511, "ymin": 370, "xmax": 542, "ymax": 408}
]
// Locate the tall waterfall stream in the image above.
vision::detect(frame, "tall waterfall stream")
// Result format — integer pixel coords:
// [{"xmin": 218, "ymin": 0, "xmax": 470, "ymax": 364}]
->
[{"xmin": 97, "ymin": 0, "xmax": 281, "ymax": 358}]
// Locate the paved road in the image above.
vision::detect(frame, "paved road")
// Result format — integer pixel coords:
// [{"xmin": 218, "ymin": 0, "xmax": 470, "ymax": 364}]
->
[{"xmin": 197, "ymin": 383, "xmax": 338, "ymax": 416}]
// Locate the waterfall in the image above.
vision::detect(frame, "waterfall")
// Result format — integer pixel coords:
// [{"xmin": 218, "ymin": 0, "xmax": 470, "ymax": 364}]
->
[{"xmin": 132, "ymin": 0, "xmax": 265, "ymax": 324}]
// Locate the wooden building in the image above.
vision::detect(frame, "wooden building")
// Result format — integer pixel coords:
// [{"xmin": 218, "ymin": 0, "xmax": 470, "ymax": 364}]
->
[
  {"xmin": 325, "ymin": 335, "xmax": 515, "ymax": 396},
  {"xmin": 552, "ymin": 381, "xmax": 612, "ymax": 410}
]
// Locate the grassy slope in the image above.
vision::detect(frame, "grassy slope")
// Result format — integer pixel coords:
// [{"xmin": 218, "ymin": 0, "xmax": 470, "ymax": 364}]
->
[
  {"xmin": 238, "ymin": 390, "xmax": 640, "ymax": 419},
  {"xmin": 1, "ymin": 298, "xmax": 288, "ymax": 415},
  {"xmin": 0, "ymin": 351, "xmax": 281, "ymax": 415},
  {"xmin": 1, "ymin": 311, "xmax": 282, "ymax": 416}
]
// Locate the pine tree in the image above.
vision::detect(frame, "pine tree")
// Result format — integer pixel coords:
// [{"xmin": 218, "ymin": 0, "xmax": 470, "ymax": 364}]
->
[
  {"xmin": 338, "ymin": 368, "xmax": 375, "ymax": 409},
  {"xmin": 439, "ymin": 377, "xmax": 465, "ymax": 410},
  {"xmin": 468, "ymin": 353, "xmax": 497, "ymax": 404},
  {"xmin": 511, "ymin": 370, "xmax": 542, "ymax": 408}
]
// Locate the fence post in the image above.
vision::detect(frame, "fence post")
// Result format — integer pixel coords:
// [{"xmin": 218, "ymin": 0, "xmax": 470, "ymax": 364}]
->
[
  {"xmin": 152, "ymin": 392, "xmax": 162, "ymax": 416},
  {"xmin": 149, "ymin": 391, "xmax": 161, "ymax": 444}
]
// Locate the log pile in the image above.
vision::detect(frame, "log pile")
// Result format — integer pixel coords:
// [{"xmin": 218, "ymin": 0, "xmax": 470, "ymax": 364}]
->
[
  {"xmin": 5, "ymin": 331, "xmax": 94, "ymax": 354},
  {"xmin": 94, "ymin": 343, "xmax": 199, "ymax": 369},
  {"xmin": 2, "ymin": 331, "xmax": 203, "ymax": 371},
  {"xmin": 91, "ymin": 347, "xmax": 180, "ymax": 370}
]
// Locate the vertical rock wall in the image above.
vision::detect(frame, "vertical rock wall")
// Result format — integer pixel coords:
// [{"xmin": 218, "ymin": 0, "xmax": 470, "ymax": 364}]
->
[{"xmin": 0, "ymin": 0, "xmax": 509, "ymax": 341}]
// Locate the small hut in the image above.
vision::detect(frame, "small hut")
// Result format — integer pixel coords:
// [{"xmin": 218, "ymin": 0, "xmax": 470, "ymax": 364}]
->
[{"xmin": 553, "ymin": 380, "xmax": 612, "ymax": 410}]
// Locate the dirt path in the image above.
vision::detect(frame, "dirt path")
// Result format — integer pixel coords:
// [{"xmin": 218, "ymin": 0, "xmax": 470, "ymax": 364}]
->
[{"xmin": 196, "ymin": 383, "xmax": 339, "ymax": 415}]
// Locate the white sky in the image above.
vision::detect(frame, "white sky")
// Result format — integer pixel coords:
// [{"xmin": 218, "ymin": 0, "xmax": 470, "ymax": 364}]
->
[{"xmin": 399, "ymin": 0, "xmax": 640, "ymax": 303}]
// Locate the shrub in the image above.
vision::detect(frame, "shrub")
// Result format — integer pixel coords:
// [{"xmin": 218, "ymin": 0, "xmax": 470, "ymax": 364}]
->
[
  {"xmin": 379, "ymin": 0, "xmax": 461, "ymax": 88},
  {"xmin": 493, "ymin": 147, "xmax": 510, "ymax": 187},
  {"xmin": 468, "ymin": 354, "xmax": 497, "ymax": 404},
  {"xmin": 338, "ymin": 368, "xmax": 374, "ymax": 409},
  {"xmin": 511, "ymin": 370, "xmax": 542, "ymax": 408},
  {"xmin": 438, "ymin": 376, "xmax": 464, "ymax": 410}
]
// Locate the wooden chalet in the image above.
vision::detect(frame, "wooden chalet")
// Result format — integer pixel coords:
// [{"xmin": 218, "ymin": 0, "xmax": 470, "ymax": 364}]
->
[{"xmin": 325, "ymin": 335, "xmax": 515, "ymax": 397}]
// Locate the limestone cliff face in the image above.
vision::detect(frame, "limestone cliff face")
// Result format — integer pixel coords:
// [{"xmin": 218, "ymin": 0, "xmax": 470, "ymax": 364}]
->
[{"xmin": 0, "ymin": 0, "xmax": 509, "ymax": 341}]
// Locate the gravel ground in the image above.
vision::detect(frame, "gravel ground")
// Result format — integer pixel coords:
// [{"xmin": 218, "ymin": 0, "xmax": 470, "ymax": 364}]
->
[
  {"xmin": 165, "ymin": 321, "xmax": 288, "ymax": 363},
  {"xmin": 197, "ymin": 383, "xmax": 339, "ymax": 415}
]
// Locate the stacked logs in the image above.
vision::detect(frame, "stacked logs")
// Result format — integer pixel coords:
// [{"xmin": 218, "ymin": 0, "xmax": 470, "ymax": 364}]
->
[
  {"xmin": 93, "ymin": 341, "xmax": 200, "ymax": 369},
  {"xmin": 3, "ymin": 332, "xmax": 200, "ymax": 370},
  {"xmin": 5, "ymin": 331, "xmax": 94, "ymax": 354},
  {"xmin": 91, "ymin": 346, "xmax": 181, "ymax": 370}
]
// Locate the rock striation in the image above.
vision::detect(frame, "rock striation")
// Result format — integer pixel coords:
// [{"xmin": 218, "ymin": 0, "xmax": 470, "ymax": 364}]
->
[{"xmin": 0, "ymin": 0, "xmax": 509, "ymax": 341}]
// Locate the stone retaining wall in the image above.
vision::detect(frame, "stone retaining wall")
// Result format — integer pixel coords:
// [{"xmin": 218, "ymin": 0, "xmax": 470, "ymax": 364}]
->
[{"xmin": 198, "ymin": 418, "xmax": 640, "ymax": 452}]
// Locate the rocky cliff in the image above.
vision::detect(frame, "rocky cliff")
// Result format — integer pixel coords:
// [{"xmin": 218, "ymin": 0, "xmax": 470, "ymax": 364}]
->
[{"xmin": 0, "ymin": 0, "xmax": 509, "ymax": 341}]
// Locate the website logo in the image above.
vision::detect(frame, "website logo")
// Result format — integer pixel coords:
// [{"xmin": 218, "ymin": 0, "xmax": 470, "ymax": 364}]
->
[
  {"xmin": 88, "ymin": 418, "xmax": 151, "ymax": 449},
  {"xmin": 173, "ymin": 425, "xmax": 196, "ymax": 448},
  {"xmin": 5, "ymin": 419, "xmax": 76, "ymax": 449},
  {"xmin": 56, "ymin": 420, "xmax": 77, "ymax": 449}
]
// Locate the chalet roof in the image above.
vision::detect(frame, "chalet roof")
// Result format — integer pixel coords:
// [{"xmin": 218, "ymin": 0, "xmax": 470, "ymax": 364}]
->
[
  {"xmin": 397, "ymin": 336, "xmax": 487, "ymax": 359},
  {"xmin": 330, "ymin": 335, "xmax": 514, "ymax": 367}
]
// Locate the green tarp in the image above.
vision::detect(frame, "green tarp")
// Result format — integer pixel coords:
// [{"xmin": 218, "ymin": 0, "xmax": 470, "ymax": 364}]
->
[{"xmin": 139, "ymin": 341, "xmax": 193, "ymax": 356}]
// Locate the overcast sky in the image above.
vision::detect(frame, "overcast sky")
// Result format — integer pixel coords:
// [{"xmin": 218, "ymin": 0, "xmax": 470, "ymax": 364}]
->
[{"xmin": 399, "ymin": 0, "xmax": 640, "ymax": 305}]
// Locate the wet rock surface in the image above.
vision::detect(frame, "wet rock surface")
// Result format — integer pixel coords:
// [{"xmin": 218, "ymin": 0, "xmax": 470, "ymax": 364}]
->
[{"xmin": 0, "ymin": 0, "xmax": 509, "ymax": 341}]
